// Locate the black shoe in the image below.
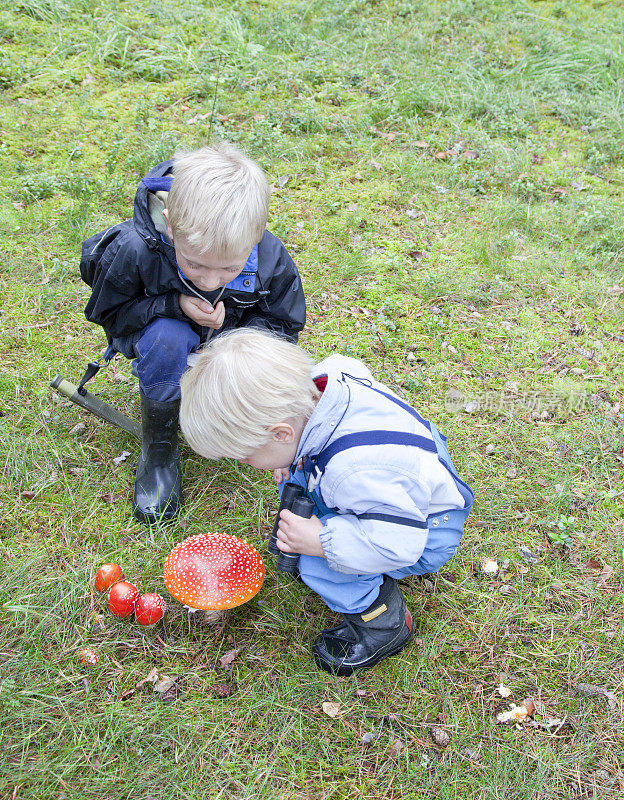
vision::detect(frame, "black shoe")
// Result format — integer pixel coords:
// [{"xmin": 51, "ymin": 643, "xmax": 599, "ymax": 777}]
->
[
  {"xmin": 312, "ymin": 576, "xmax": 413, "ymax": 676},
  {"xmin": 132, "ymin": 393, "xmax": 182, "ymax": 524}
]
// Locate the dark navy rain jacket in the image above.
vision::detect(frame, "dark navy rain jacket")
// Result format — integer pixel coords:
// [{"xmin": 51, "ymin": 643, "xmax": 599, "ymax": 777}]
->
[{"xmin": 80, "ymin": 159, "xmax": 306, "ymax": 344}]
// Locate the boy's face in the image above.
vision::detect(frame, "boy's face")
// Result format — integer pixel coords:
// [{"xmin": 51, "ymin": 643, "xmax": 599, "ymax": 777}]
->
[
  {"xmin": 166, "ymin": 222, "xmax": 249, "ymax": 292},
  {"xmin": 240, "ymin": 423, "xmax": 302, "ymax": 471}
]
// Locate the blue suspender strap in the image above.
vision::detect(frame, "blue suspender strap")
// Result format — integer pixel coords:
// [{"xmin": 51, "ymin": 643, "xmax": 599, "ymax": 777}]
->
[
  {"xmin": 341, "ymin": 375, "xmax": 432, "ymax": 431},
  {"xmin": 370, "ymin": 387, "xmax": 432, "ymax": 430},
  {"xmin": 359, "ymin": 511, "xmax": 428, "ymax": 529},
  {"xmin": 428, "ymin": 422, "xmax": 475, "ymax": 504},
  {"xmin": 312, "ymin": 431, "xmax": 436, "ymax": 474},
  {"xmin": 306, "ymin": 377, "xmax": 474, "ymax": 515}
]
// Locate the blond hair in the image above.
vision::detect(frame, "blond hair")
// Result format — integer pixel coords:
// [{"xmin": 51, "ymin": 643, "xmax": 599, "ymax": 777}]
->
[
  {"xmin": 180, "ymin": 330, "xmax": 320, "ymax": 461},
  {"xmin": 166, "ymin": 142, "xmax": 270, "ymax": 257}
]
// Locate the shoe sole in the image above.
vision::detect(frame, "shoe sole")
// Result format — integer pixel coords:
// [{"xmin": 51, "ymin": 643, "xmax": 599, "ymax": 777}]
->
[{"xmin": 312, "ymin": 626, "xmax": 413, "ymax": 677}]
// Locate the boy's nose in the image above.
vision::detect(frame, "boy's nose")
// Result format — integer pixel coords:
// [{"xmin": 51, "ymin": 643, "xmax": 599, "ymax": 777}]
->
[{"xmin": 199, "ymin": 277, "xmax": 224, "ymax": 291}]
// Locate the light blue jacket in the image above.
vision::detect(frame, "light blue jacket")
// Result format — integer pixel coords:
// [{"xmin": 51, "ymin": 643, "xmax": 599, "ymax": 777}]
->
[{"xmin": 293, "ymin": 355, "xmax": 469, "ymax": 575}]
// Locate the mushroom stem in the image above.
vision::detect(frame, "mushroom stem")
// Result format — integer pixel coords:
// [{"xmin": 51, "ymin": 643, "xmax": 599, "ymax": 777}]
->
[
  {"xmin": 183, "ymin": 606, "xmax": 224, "ymax": 623},
  {"xmin": 202, "ymin": 610, "xmax": 225, "ymax": 624}
]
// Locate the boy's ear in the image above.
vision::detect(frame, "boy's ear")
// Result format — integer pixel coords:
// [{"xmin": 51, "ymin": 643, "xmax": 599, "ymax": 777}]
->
[{"xmin": 268, "ymin": 423, "xmax": 295, "ymax": 443}]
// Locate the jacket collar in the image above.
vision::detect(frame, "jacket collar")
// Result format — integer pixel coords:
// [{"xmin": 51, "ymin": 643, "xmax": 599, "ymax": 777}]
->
[
  {"xmin": 295, "ymin": 358, "xmax": 352, "ymax": 462},
  {"xmin": 133, "ymin": 159, "xmax": 174, "ymax": 250}
]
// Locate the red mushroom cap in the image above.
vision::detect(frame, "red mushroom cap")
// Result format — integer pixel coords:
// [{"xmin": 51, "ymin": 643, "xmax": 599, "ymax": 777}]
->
[
  {"xmin": 95, "ymin": 563, "xmax": 124, "ymax": 592},
  {"xmin": 107, "ymin": 581, "xmax": 139, "ymax": 618},
  {"xmin": 135, "ymin": 593, "xmax": 166, "ymax": 626},
  {"xmin": 77, "ymin": 648, "xmax": 98, "ymax": 666},
  {"xmin": 163, "ymin": 533, "xmax": 264, "ymax": 611}
]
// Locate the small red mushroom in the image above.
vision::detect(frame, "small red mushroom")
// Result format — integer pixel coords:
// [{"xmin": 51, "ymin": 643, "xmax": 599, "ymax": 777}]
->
[
  {"xmin": 164, "ymin": 532, "xmax": 264, "ymax": 610},
  {"xmin": 77, "ymin": 648, "xmax": 98, "ymax": 666},
  {"xmin": 95, "ymin": 563, "xmax": 124, "ymax": 592},
  {"xmin": 107, "ymin": 581, "xmax": 139, "ymax": 618},
  {"xmin": 135, "ymin": 593, "xmax": 166, "ymax": 626}
]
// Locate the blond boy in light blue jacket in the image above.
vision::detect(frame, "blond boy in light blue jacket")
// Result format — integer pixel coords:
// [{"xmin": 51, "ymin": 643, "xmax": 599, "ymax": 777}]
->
[{"xmin": 180, "ymin": 329, "xmax": 474, "ymax": 675}]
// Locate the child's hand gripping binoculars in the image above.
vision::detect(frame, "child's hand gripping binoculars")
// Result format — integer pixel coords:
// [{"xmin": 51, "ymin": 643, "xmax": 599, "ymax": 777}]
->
[{"xmin": 268, "ymin": 482, "xmax": 314, "ymax": 575}]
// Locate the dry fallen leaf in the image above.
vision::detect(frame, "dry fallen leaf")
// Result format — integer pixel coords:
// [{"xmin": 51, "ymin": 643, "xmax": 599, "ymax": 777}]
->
[
  {"xmin": 518, "ymin": 546, "xmax": 538, "ymax": 564},
  {"xmin": 219, "ymin": 648, "xmax": 241, "ymax": 668},
  {"xmin": 529, "ymin": 716, "xmax": 566, "ymax": 731},
  {"xmin": 576, "ymin": 683, "xmax": 618, "ymax": 709},
  {"xmin": 322, "ymin": 701, "xmax": 340, "ymax": 718},
  {"xmin": 209, "ymin": 683, "xmax": 236, "ymax": 698},
  {"xmin": 186, "ymin": 111, "xmax": 212, "ymax": 125},
  {"xmin": 136, "ymin": 667, "xmax": 159, "ymax": 690},
  {"xmin": 153, "ymin": 675, "xmax": 177, "ymax": 693},
  {"xmin": 596, "ymin": 564, "xmax": 614, "ymax": 588},
  {"xmin": 161, "ymin": 682, "xmax": 182, "ymax": 703}
]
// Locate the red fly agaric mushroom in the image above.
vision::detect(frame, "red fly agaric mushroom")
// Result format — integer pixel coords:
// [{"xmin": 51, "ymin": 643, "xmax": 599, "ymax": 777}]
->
[
  {"xmin": 164, "ymin": 533, "xmax": 264, "ymax": 610},
  {"xmin": 135, "ymin": 593, "xmax": 166, "ymax": 626},
  {"xmin": 107, "ymin": 581, "xmax": 139, "ymax": 618},
  {"xmin": 77, "ymin": 648, "xmax": 98, "ymax": 666},
  {"xmin": 95, "ymin": 563, "xmax": 124, "ymax": 592}
]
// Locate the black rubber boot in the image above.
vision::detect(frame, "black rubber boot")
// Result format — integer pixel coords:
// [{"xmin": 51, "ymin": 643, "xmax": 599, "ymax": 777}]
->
[
  {"xmin": 132, "ymin": 393, "xmax": 182, "ymax": 525},
  {"xmin": 312, "ymin": 576, "xmax": 413, "ymax": 676}
]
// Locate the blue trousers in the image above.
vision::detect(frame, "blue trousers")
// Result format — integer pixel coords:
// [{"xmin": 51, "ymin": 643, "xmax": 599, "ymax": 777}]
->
[{"xmin": 113, "ymin": 318, "xmax": 200, "ymax": 402}]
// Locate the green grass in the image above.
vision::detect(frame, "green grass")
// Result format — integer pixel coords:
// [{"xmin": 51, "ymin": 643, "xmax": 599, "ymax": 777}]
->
[{"xmin": 1, "ymin": 0, "xmax": 624, "ymax": 797}]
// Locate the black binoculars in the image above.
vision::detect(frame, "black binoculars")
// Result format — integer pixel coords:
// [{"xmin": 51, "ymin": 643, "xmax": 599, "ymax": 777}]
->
[{"xmin": 268, "ymin": 482, "xmax": 314, "ymax": 575}]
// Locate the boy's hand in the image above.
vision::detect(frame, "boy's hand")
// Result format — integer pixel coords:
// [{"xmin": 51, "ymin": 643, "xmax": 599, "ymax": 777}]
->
[
  {"xmin": 273, "ymin": 468, "xmax": 291, "ymax": 484},
  {"xmin": 277, "ymin": 511, "xmax": 325, "ymax": 558},
  {"xmin": 273, "ymin": 458, "xmax": 304, "ymax": 484},
  {"xmin": 179, "ymin": 294, "xmax": 225, "ymax": 329}
]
